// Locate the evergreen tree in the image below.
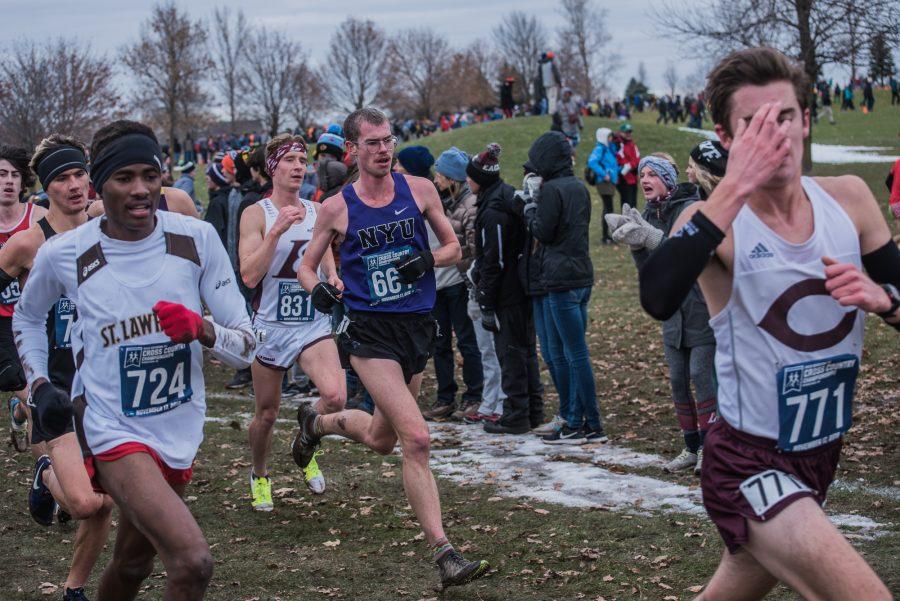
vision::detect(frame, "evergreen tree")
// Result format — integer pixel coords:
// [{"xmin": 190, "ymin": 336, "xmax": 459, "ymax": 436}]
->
[{"xmin": 868, "ymin": 31, "xmax": 896, "ymax": 85}]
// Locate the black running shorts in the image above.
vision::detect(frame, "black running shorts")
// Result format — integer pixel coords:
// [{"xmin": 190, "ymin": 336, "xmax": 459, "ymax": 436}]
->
[{"xmin": 337, "ymin": 311, "xmax": 437, "ymax": 384}]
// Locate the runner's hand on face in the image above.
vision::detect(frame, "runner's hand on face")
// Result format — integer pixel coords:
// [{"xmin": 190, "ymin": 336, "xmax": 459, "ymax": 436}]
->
[
  {"xmin": 822, "ymin": 256, "xmax": 892, "ymax": 313},
  {"xmin": 271, "ymin": 205, "xmax": 304, "ymax": 236},
  {"xmin": 724, "ymin": 101, "xmax": 793, "ymax": 195}
]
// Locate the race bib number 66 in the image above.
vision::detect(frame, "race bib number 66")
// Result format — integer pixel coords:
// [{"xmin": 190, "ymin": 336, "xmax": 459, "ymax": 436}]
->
[
  {"xmin": 776, "ymin": 354, "xmax": 858, "ymax": 451},
  {"xmin": 120, "ymin": 343, "xmax": 193, "ymax": 417}
]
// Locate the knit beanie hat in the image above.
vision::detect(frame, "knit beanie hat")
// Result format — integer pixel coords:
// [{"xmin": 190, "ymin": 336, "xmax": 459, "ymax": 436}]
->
[
  {"xmin": 396, "ymin": 146, "xmax": 435, "ymax": 178},
  {"xmin": 176, "ymin": 161, "xmax": 195, "ymax": 175},
  {"xmin": 689, "ymin": 140, "xmax": 728, "ymax": 177},
  {"xmin": 317, "ymin": 132, "xmax": 345, "ymax": 159},
  {"xmin": 434, "ymin": 147, "xmax": 469, "ymax": 182},
  {"xmin": 207, "ymin": 162, "xmax": 229, "ymax": 188},
  {"xmin": 466, "ymin": 143, "xmax": 502, "ymax": 187}
]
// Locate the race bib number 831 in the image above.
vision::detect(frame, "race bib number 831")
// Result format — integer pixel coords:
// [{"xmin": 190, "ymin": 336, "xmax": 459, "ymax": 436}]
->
[{"xmin": 120, "ymin": 343, "xmax": 193, "ymax": 417}]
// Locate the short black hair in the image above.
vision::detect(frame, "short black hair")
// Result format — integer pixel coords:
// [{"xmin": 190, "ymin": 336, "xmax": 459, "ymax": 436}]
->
[
  {"xmin": 246, "ymin": 146, "xmax": 270, "ymax": 181},
  {"xmin": 0, "ymin": 145, "xmax": 36, "ymax": 190},
  {"xmin": 343, "ymin": 107, "xmax": 388, "ymax": 142},
  {"xmin": 90, "ymin": 120, "xmax": 159, "ymax": 161}
]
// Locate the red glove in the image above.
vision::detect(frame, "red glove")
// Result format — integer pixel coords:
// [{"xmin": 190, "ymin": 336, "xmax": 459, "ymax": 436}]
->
[{"xmin": 153, "ymin": 301, "xmax": 204, "ymax": 343}]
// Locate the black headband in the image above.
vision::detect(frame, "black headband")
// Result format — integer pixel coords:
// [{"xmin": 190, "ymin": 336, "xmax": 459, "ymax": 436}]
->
[
  {"xmin": 36, "ymin": 146, "xmax": 87, "ymax": 189},
  {"xmin": 90, "ymin": 133, "xmax": 163, "ymax": 194}
]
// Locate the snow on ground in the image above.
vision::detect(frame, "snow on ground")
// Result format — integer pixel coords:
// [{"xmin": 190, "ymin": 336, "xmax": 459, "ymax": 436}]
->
[
  {"xmin": 428, "ymin": 423, "xmax": 892, "ymax": 538},
  {"xmin": 678, "ymin": 127, "xmax": 899, "ymax": 164}
]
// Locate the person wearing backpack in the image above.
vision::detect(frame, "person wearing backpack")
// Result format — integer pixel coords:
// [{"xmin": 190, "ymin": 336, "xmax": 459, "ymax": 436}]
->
[{"xmin": 587, "ymin": 127, "xmax": 619, "ymax": 244}]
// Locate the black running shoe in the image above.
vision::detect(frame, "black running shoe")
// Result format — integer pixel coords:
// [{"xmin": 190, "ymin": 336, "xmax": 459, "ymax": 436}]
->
[
  {"xmin": 542, "ymin": 425, "xmax": 587, "ymax": 445},
  {"xmin": 291, "ymin": 403, "xmax": 321, "ymax": 469},
  {"xmin": 225, "ymin": 368, "xmax": 252, "ymax": 390},
  {"xmin": 63, "ymin": 587, "xmax": 89, "ymax": 601},
  {"xmin": 29, "ymin": 455, "xmax": 55, "ymax": 526},
  {"xmin": 437, "ymin": 550, "xmax": 490, "ymax": 589}
]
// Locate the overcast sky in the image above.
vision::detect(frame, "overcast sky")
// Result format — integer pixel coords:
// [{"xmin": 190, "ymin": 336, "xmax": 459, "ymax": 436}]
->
[{"xmin": 8, "ymin": 0, "xmax": 891, "ymax": 110}]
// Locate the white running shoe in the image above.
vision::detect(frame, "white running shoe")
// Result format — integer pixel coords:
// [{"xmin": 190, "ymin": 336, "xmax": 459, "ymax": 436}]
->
[
  {"xmin": 532, "ymin": 415, "xmax": 565, "ymax": 435},
  {"xmin": 694, "ymin": 448, "xmax": 703, "ymax": 476},
  {"xmin": 662, "ymin": 448, "xmax": 698, "ymax": 473}
]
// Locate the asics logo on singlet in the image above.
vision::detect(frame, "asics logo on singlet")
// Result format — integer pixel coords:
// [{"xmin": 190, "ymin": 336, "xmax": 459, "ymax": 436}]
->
[
  {"xmin": 215, "ymin": 277, "xmax": 232, "ymax": 289},
  {"xmin": 749, "ymin": 243, "xmax": 775, "ymax": 259},
  {"xmin": 81, "ymin": 258, "xmax": 101, "ymax": 278}
]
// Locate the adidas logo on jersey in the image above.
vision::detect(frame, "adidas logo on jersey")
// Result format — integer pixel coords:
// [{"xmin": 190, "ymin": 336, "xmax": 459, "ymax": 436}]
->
[{"xmin": 748, "ymin": 242, "xmax": 775, "ymax": 259}]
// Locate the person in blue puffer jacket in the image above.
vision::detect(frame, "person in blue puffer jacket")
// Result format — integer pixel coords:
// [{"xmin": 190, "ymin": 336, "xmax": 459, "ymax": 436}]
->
[{"xmin": 587, "ymin": 127, "xmax": 619, "ymax": 244}]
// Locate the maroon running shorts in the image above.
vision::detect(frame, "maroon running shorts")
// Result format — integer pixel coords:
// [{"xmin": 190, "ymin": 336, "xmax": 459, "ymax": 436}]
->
[{"xmin": 701, "ymin": 418, "xmax": 842, "ymax": 553}]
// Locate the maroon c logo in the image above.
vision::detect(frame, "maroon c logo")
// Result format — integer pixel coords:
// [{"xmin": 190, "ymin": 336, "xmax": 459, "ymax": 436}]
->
[{"xmin": 758, "ymin": 278, "xmax": 857, "ymax": 352}]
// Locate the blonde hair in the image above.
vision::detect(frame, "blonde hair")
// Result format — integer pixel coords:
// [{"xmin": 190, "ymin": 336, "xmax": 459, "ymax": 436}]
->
[
  {"xmin": 30, "ymin": 134, "xmax": 87, "ymax": 173},
  {"xmin": 688, "ymin": 156, "xmax": 723, "ymax": 196}
]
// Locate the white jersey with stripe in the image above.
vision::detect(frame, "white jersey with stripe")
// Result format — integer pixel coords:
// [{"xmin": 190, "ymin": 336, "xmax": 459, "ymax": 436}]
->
[
  {"xmin": 709, "ymin": 177, "xmax": 864, "ymax": 444},
  {"xmin": 253, "ymin": 197, "xmax": 319, "ymax": 323},
  {"xmin": 13, "ymin": 212, "xmax": 255, "ymax": 469}
]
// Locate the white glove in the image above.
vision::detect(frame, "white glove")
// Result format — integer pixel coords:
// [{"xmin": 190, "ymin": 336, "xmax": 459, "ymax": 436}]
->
[
  {"xmin": 523, "ymin": 173, "xmax": 543, "ymax": 201},
  {"xmin": 604, "ymin": 212, "xmax": 630, "ymax": 234},
  {"xmin": 611, "ymin": 204, "xmax": 664, "ymax": 250}
]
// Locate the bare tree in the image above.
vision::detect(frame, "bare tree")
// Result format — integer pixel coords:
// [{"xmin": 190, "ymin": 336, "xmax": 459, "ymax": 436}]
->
[
  {"xmin": 383, "ymin": 28, "xmax": 451, "ymax": 118},
  {"xmin": 493, "ymin": 11, "xmax": 548, "ymax": 103},
  {"xmin": 650, "ymin": 0, "xmax": 900, "ymax": 171},
  {"xmin": 557, "ymin": 0, "xmax": 620, "ymax": 100},
  {"xmin": 241, "ymin": 28, "xmax": 304, "ymax": 136},
  {"xmin": 320, "ymin": 17, "xmax": 388, "ymax": 112},
  {"xmin": 0, "ymin": 38, "xmax": 119, "ymax": 149},
  {"xmin": 288, "ymin": 63, "xmax": 326, "ymax": 132},
  {"xmin": 663, "ymin": 61, "xmax": 679, "ymax": 96},
  {"xmin": 120, "ymin": 1, "xmax": 211, "ymax": 148},
  {"xmin": 210, "ymin": 7, "xmax": 248, "ymax": 128}
]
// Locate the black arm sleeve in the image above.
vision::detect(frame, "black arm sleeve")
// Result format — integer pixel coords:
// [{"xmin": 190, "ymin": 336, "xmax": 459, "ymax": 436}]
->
[
  {"xmin": 475, "ymin": 211, "xmax": 506, "ymax": 311},
  {"xmin": 0, "ymin": 267, "xmax": 16, "ymax": 292},
  {"xmin": 861, "ymin": 240, "xmax": 900, "ymax": 288},
  {"xmin": 638, "ymin": 211, "xmax": 725, "ymax": 321}
]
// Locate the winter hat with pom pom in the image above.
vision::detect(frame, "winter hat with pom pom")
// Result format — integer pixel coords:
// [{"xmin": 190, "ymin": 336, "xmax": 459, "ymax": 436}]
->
[{"xmin": 466, "ymin": 142, "xmax": 502, "ymax": 188}]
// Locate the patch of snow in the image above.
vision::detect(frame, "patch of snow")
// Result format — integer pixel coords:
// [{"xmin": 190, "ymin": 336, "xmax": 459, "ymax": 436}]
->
[
  {"xmin": 428, "ymin": 424, "xmax": 891, "ymax": 537},
  {"xmin": 677, "ymin": 127, "xmax": 899, "ymax": 164}
]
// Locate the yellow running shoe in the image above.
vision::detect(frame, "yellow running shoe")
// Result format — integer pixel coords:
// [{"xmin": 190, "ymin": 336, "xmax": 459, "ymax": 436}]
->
[
  {"xmin": 250, "ymin": 472, "xmax": 273, "ymax": 511},
  {"xmin": 304, "ymin": 449, "xmax": 326, "ymax": 495}
]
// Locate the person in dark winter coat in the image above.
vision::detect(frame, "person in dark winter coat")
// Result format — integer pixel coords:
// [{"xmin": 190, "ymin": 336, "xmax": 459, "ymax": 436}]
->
[
  {"xmin": 204, "ymin": 162, "xmax": 232, "ymax": 247},
  {"xmin": 316, "ymin": 132, "xmax": 349, "ymax": 199},
  {"xmin": 522, "ymin": 131, "xmax": 605, "ymax": 444},
  {"xmin": 606, "ymin": 152, "xmax": 717, "ymax": 474},
  {"xmin": 468, "ymin": 143, "xmax": 544, "ymax": 434},
  {"xmin": 500, "ymin": 77, "xmax": 515, "ymax": 119}
]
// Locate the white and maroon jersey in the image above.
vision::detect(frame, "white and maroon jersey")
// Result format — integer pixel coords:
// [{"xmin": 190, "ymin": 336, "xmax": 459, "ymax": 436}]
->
[
  {"xmin": 252, "ymin": 197, "xmax": 324, "ymax": 325},
  {"xmin": 14, "ymin": 211, "xmax": 255, "ymax": 469},
  {"xmin": 0, "ymin": 202, "xmax": 37, "ymax": 316},
  {"xmin": 710, "ymin": 177, "xmax": 864, "ymax": 451}
]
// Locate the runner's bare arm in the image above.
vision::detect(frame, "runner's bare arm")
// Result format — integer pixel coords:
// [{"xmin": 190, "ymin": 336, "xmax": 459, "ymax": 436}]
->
[
  {"xmin": 238, "ymin": 204, "xmax": 284, "ymax": 288},
  {"xmin": 407, "ymin": 176, "xmax": 461, "ymax": 268},
  {"xmin": 161, "ymin": 187, "xmax": 201, "ymax": 218},
  {"xmin": 299, "ymin": 195, "xmax": 344, "ymax": 294},
  {"xmin": 818, "ymin": 175, "xmax": 899, "ymax": 323},
  {"xmin": 87, "ymin": 200, "xmax": 104, "ymax": 218},
  {"xmin": 198, "ymin": 224, "xmax": 256, "ymax": 368},
  {"xmin": 11, "ymin": 240, "xmax": 65, "ymax": 387},
  {"xmin": 0, "ymin": 227, "xmax": 39, "ymax": 279}
]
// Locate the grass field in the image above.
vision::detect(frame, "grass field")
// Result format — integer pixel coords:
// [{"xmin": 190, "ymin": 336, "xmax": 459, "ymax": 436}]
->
[{"xmin": 2, "ymin": 90, "xmax": 898, "ymax": 600}]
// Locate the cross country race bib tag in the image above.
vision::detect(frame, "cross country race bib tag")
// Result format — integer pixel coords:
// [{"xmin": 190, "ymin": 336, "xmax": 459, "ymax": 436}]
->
[
  {"xmin": 119, "ymin": 342, "xmax": 193, "ymax": 417},
  {"xmin": 0, "ymin": 279, "xmax": 21, "ymax": 305},
  {"xmin": 739, "ymin": 469, "xmax": 813, "ymax": 517},
  {"xmin": 363, "ymin": 245, "xmax": 415, "ymax": 305},
  {"xmin": 776, "ymin": 354, "xmax": 858, "ymax": 451},
  {"xmin": 277, "ymin": 281, "xmax": 314, "ymax": 322},
  {"xmin": 53, "ymin": 297, "xmax": 76, "ymax": 350}
]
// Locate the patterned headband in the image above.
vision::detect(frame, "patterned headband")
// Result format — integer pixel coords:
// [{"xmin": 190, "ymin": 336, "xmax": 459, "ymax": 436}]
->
[{"xmin": 266, "ymin": 141, "xmax": 307, "ymax": 176}]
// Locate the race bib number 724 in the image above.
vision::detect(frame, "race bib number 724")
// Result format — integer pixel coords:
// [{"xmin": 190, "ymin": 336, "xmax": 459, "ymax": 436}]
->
[{"xmin": 120, "ymin": 343, "xmax": 193, "ymax": 417}]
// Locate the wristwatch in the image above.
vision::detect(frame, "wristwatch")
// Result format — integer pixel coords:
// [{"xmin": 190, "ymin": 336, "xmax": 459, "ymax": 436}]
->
[{"xmin": 876, "ymin": 283, "xmax": 900, "ymax": 319}]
